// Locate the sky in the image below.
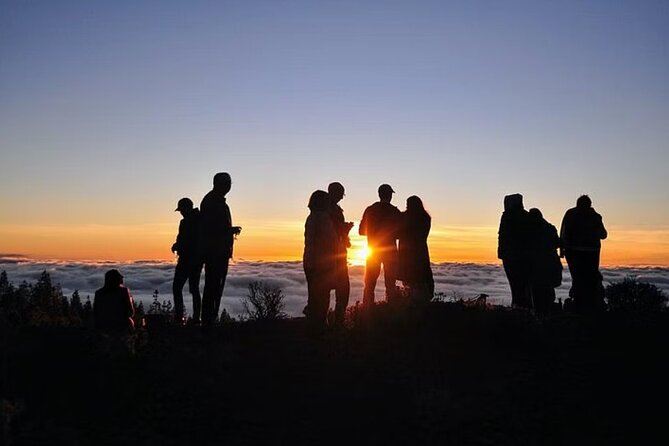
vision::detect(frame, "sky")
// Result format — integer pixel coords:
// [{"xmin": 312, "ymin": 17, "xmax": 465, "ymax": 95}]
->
[{"xmin": 1, "ymin": 0, "xmax": 668, "ymax": 265}]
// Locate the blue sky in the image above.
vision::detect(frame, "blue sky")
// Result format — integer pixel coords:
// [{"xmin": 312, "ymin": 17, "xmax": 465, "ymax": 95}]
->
[{"xmin": 1, "ymin": 1, "xmax": 668, "ymax": 263}]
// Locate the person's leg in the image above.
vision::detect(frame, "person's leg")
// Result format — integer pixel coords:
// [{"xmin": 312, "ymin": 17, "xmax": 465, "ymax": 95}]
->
[
  {"xmin": 202, "ymin": 258, "xmax": 222, "ymax": 328},
  {"xmin": 363, "ymin": 255, "xmax": 381, "ymax": 307},
  {"xmin": 504, "ymin": 259, "xmax": 530, "ymax": 308},
  {"xmin": 566, "ymin": 252, "xmax": 588, "ymax": 313},
  {"xmin": 426, "ymin": 267, "xmax": 435, "ymax": 302},
  {"xmin": 334, "ymin": 261, "xmax": 350, "ymax": 327},
  {"xmin": 531, "ymin": 282, "xmax": 554, "ymax": 316},
  {"xmin": 187, "ymin": 260, "xmax": 203, "ymax": 322},
  {"xmin": 306, "ymin": 269, "xmax": 329, "ymax": 330},
  {"xmin": 581, "ymin": 251, "xmax": 603, "ymax": 313},
  {"xmin": 382, "ymin": 249, "xmax": 399, "ymax": 302},
  {"xmin": 213, "ymin": 259, "xmax": 230, "ymax": 319},
  {"xmin": 172, "ymin": 261, "xmax": 188, "ymax": 321}
]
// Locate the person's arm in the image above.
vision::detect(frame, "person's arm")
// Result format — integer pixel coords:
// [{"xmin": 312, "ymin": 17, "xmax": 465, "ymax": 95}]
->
[
  {"xmin": 172, "ymin": 220, "xmax": 184, "ymax": 253},
  {"xmin": 550, "ymin": 224, "xmax": 560, "ymax": 250},
  {"xmin": 359, "ymin": 209, "xmax": 368, "ymax": 236},
  {"xmin": 125, "ymin": 288, "xmax": 135, "ymax": 329},
  {"xmin": 93, "ymin": 293, "xmax": 100, "ymax": 328},
  {"xmin": 558, "ymin": 213, "xmax": 568, "ymax": 258},
  {"xmin": 497, "ymin": 215, "xmax": 506, "ymax": 259},
  {"xmin": 597, "ymin": 213, "xmax": 608, "ymax": 240},
  {"xmin": 393, "ymin": 207, "xmax": 402, "ymax": 239}
]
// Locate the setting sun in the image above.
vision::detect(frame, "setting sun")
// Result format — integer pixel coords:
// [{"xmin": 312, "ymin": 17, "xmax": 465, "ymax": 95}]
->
[{"xmin": 349, "ymin": 235, "xmax": 371, "ymax": 266}]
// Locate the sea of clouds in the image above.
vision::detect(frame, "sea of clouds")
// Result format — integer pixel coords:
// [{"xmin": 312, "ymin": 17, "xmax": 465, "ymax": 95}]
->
[{"xmin": 1, "ymin": 255, "xmax": 668, "ymax": 318}]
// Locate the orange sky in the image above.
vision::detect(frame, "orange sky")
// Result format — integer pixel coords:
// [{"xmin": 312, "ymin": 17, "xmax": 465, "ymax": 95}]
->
[{"xmin": 2, "ymin": 222, "xmax": 667, "ymax": 267}]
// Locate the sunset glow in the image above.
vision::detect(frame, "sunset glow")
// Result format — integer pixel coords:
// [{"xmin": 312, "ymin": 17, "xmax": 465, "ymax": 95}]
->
[{"xmin": 1, "ymin": 1, "xmax": 667, "ymax": 267}]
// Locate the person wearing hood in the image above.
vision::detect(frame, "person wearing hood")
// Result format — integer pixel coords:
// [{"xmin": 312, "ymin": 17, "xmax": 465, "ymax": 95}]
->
[{"xmin": 498, "ymin": 194, "xmax": 532, "ymax": 309}]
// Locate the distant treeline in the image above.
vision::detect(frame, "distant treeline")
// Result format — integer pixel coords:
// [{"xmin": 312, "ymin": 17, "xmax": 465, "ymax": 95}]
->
[
  {"xmin": 0, "ymin": 269, "xmax": 666, "ymax": 330},
  {"xmin": 0, "ymin": 270, "xmax": 156, "ymax": 328}
]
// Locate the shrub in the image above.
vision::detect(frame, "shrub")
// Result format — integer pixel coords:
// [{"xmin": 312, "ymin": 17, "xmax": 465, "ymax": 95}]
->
[
  {"xmin": 605, "ymin": 277, "xmax": 667, "ymax": 313},
  {"xmin": 148, "ymin": 289, "xmax": 173, "ymax": 315},
  {"xmin": 242, "ymin": 281, "xmax": 286, "ymax": 321}
]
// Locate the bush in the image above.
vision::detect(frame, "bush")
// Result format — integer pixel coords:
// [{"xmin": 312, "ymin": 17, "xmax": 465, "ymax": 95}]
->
[
  {"xmin": 242, "ymin": 281, "xmax": 286, "ymax": 321},
  {"xmin": 606, "ymin": 277, "xmax": 667, "ymax": 313}
]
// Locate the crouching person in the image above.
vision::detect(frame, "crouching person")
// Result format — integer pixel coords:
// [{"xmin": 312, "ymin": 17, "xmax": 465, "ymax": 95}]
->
[{"xmin": 94, "ymin": 269, "xmax": 135, "ymax": 355}]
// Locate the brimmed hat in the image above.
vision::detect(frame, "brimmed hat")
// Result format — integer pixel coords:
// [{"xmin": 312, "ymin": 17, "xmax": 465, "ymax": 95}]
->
[
  {"xmin": 175, "ymin": 197, "xmax": 193, "ymax": 212},
  {"xmin": 378, "ymin": 184, "xmax": 395, "ymax": 195}
]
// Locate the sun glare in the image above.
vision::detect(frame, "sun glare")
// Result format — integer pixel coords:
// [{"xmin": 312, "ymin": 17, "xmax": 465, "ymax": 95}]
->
[{"xmin": 349, "ymin": 238, "xmax": 371, "ymax": 266}]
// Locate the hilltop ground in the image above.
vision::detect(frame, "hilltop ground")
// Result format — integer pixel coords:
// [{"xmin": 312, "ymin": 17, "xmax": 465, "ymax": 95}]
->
[{"xmin": 2, "ymin": 302, "xmax": 668, "ymax": 445}]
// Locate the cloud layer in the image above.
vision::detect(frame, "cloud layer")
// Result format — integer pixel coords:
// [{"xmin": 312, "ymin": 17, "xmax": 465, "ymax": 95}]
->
[{"xmin": 2, "ymin": 258, "xmax": 668, "ymax": 318}]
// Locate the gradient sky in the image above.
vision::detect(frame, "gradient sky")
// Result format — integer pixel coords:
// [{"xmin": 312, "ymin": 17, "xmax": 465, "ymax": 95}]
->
[{"xmin": 1, "ymin": 0, "xmax": 668, "ymax": 265}]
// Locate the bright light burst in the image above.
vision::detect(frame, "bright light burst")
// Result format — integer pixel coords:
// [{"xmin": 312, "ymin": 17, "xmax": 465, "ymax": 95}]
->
[{"xmin": 348, "ymin": 236, "xmax": 370, "ymax": 266}]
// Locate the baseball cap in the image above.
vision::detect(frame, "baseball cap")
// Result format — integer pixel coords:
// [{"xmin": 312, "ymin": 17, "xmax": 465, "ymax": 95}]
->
[
  {"xmin": 175, "ymin": 197, "xmax": 193, "ymax": 212},
  {"xmin": 378, "ymin": 184, "xmax": 395, "ymax": 195}
]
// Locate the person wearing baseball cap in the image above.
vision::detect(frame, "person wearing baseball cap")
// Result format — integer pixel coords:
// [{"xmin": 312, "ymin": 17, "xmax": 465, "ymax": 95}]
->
[
  {"xmin": 171, "ymin": 197, "xmax": 203, "ymax": 324},
  {"xmin": 359, "ymin": 183, "xmax": 401, "ymax": 306}
]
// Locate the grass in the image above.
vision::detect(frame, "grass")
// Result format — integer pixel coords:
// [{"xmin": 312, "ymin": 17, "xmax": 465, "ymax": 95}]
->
[{"xmin": 2, "ymin": 301, "xmax": 668, "ymax": 445}]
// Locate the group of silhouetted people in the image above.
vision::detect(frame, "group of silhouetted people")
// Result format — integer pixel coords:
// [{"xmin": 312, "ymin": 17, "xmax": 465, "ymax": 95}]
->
[
  {"xmin": 92, "ymin": 175, "xmax": 609, "ymax": 336},
  {"xmin": 94, "ymin": 172, "xmax": 241, "ymax": 334},
  {"xmin": 303, "ymin": 182, "xmax": 434, "ymax": 330},
  {"xmin": 498, "ymin": 193, "xmax": 607, "ymax": 315}
]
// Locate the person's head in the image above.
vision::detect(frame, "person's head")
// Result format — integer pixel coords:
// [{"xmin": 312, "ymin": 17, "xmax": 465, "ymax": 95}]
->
[
  {"xmin": 213, "ymin": 172, "xmax": 232, "ymax": 194},
  {"xmin": 378, "ymin": 184, "xmax": 395, "ymax": 202},
  {"xmin": 504, "ymin": 193, "xmax": 524, "ymax": 212},
  {"xmin": 104, "ymin": 269, "xmax": 124, "ymax": 288},
  {"xmin": 576, "ymin": 195, "xmax": 592, "ymax": 209},
  {"xmin": 174, "ymin": 197, "xmax": 194, "ymax": 216},
  {"xmin": 328, "ymin": 182, "xmax": 345, "ymax": 204},
  {"xmin": 308, "ymin": 190, "xmax": 330, "ymax": 212},
  {"xmin": 406, "ymin": 195, "xmax": 427, "ymax": 215},
  {"xmin": 529, "ymin": 207, "xmax": 543, "ymax": 222}
]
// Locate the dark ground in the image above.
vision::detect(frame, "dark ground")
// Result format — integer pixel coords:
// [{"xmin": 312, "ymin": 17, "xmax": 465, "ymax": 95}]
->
[{"xmin": 2, "ymin": 302, "xmax": 668, "ymax": 445}]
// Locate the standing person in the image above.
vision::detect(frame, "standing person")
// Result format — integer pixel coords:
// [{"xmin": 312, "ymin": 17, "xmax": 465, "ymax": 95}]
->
[
  {"xmin": 560, "ymin": 195, "xmax": 607, "ymax": 313},
  {"xmin": 527, "ymin": 208, "xmax": 562, "ymax": 316},
  {"xmin": 303, "ymin": 190, "xmax": 338, "ymax": 330},
  {"xmin": 328, "ymin": 182, "xmax": 354, "ymax": 328},
  {"xmin": 498, "ymin": 194, "xmax": 532, "ymax": 309},
  {"xmin": 94, "ymin": 269, "xmax": 135, "ymax": 334},
  {"xmin": 398, "ymin": 195, "xmax": 434, "ymax": 302},
  {"xmin": 171, "ymin": 197, "xmax": 203, "ymax": 324},
  {"xmin": 200, "ymin": 172, "xmax": 242, "ymax": 329},
  {"xmin": 359, "ymin": 184, "xmax": 401, "ymax": 306}
]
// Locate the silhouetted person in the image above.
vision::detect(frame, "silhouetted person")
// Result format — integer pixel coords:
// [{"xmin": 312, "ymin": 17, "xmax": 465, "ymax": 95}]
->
[
  {"xmin": 498, "ymin": 194, "xmax": 532, "ymax": 309},
  {"xmin": 560, "ymin": 195, "xmax": 607, "ymax": 313},
  {"xmin": 171, "ymin": 197, "xmax": 203, "ymax": 324},
  {"xmin": 200, "ymin": 172, "xmax": 242, "ymax": 329},
  {"xmin": 328, "ymin": 182, "xmax": 354, "ymax": 328},
  {"xmin": 359, "ymin": 184, "xmax": 401, "ymax": 306},
  {"xmin": 527, "ymin": 208, "xmax": 562, "ymax": 316},
  {"xmin": 398, "ymin": 195, "xmax": 434, "ymax": 302},
  {"xmin": 303, "ymin": 190, "xmax": 338, "ymax": 330},
  {"xmin": 94, "ymin": 269, "xmax": 135, "ymax": 334}
]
